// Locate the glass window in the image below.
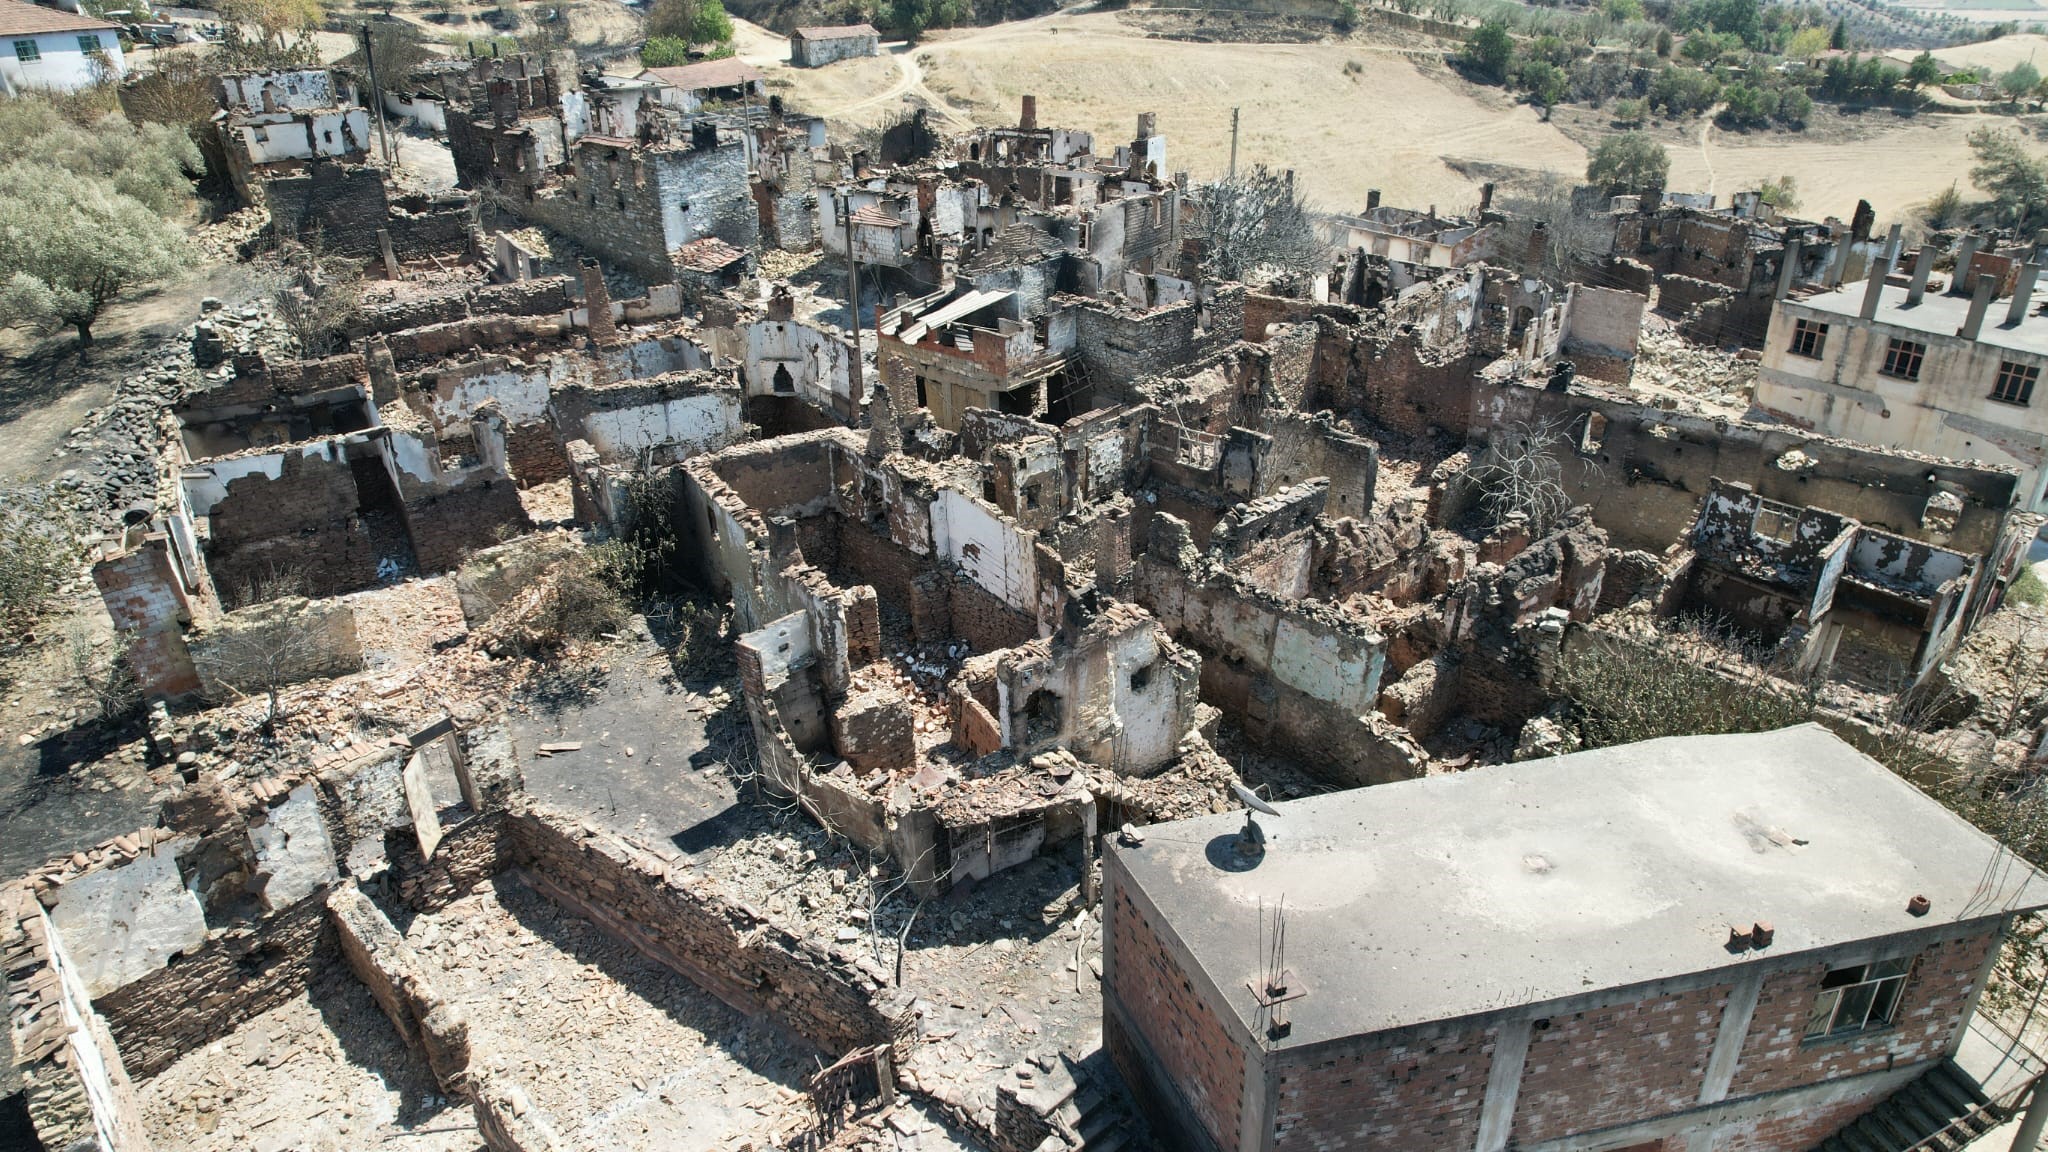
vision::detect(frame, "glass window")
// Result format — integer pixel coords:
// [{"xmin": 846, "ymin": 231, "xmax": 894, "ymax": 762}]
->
[
  {"xmin": 76, "ymin": 34, "xmax": 98, "ymax": 53},
  {"xmin": 1790, "ymin": 317, "xmax": 1828, "ymax": 358},
  {"xmin": 14, "ymin": 39, "xmax": 40, "ymax": 61},
  {"xmin": 1804, "ymin": 957, "xmax": 1913, "ymax": 1039},
  {"xmin": 1882, "ymin": 338, "xmax": 1927, "ymax": 381},
  {"xmin": 1993, "ymin": 361, "xmax": 2038, "ymax": 407}
]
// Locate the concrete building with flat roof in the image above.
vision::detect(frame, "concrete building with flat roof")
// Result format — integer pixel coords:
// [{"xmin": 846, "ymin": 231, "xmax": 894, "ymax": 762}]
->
[
  {"xmin": 1103, "ymin": 724, "xmax": 2048, "ymax": 1152},
  {"xmin": 1756, "ymin": 245, "xmax": 2048, "ymax": 513}
]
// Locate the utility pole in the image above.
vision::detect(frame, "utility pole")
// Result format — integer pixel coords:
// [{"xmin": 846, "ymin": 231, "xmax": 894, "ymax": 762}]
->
[
  {"xmin": 361, "ymin": 24, "xmax": 396, "ymax": 167},
  {"xmin": 1228, "ymin": 106, "xmax": 1239, "ymax": 179}
]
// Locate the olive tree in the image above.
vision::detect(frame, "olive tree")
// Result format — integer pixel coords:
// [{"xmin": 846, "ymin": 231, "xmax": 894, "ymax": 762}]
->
[{"xmin": 0, "ymin": 164, "xmax": 189, "ymax": 346}]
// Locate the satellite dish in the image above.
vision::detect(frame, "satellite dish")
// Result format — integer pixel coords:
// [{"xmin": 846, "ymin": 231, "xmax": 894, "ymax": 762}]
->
[
  {"xmin": 1233, "ymin": 782, "xmax": 1281, "ymax": 817},
  {"xmin": 1231, "ymin": 783, "xmax": 1279, "ymax": 861}
]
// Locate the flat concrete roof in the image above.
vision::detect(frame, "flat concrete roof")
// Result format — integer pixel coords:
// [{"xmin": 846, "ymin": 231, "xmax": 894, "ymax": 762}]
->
[
  {"xmin": 1793, "ymin": 282, "xmax": 2048, "ymax": 357},
  {"xmin": 1109, "ymin": 725, "xmax": 2048, "ymax": 1050}
]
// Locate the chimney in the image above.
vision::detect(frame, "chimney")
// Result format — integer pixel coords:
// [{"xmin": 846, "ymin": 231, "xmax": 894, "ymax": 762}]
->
[
  {"xmin": 1905, "ymin": 244, "xmax": 1935, "ymax": 307},
  {"xmin": 1479, "ymin": 182, "xmax": 1495, "ymax": 213},
  {"xmin": 1775, "ymin": 238, "xmax": 1803, "ymax": 301},
  {"xmin": 1858, "ymin": 262, "xmax": 1887, "ymax": 321},
  {"xmin": 1366, "ymin": 188, "xmax": 1380, "ymax": 212},
  {"xmin": 1952, "ymin": 234, "xmax": 1983, "ymax": 294},
  {"xmin": 1135, "ymin": 111, "xmax": 1156, "ymax": 141},
  {"xmin": 2009, "ymin": 263, "xmax": 2042, "ymax": 326},
  {"xmin": 1960, "ymin": 273, "xmax": 1996, "ymax": 340},
  {"xmin": 1019, "ymin": 95, "xmax": 1037, "ymax": 131}
]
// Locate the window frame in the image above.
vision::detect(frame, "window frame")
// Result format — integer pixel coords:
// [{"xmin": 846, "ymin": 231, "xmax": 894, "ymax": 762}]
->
[
  {"xmin": 13, "ymin": 38, "xmax": 40, "ymax": 62},
  {"xmin": 1881, "ymin": 337, "xmax": 1927, "ymax": 382},
  {"xmin": 1992, "ymin": 360, "xmax": 2039, "ymax": 407},
  {"xmin": 1789, "ymin": 317, "xmax": 1829, "ymax": 359},
  {"xmin": 1803, "ymin": 956, "xmax": 1913, "ymax": 1042},
  {"xmin": 76, "ymin": 33, "xmax": 99, "ymax": 54}
]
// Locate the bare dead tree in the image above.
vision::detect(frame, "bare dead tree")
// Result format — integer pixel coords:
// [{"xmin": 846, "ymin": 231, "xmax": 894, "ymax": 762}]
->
[
  {"xmin": 1197, "ymin": 165, "xmax": 1329, "ymax": 284},
  {"xmin": 192, "ymin": 569, "xmax": 332, "ymax": 733},
  {"xmin": 1496, "ymin": 171, "xmax": 1613, "ymax": 287},
  {"xmin": 1469, "ymin": 417, "xmax": 1571, "ymax": 534},
  {"xmin": 264, "ymin": 237, "xmax": 363, "ymax": 358}
]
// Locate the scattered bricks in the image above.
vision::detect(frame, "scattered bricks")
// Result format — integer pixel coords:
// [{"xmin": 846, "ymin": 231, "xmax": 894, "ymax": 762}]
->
[{"xmin": 830, "ymin": 689, "xmax": 918, "ymax": 776}]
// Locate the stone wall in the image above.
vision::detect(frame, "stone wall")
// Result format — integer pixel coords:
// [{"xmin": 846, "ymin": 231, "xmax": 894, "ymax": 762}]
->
[
  {"xmin": 399, "ymin": 470, "xmax": 533, "ymax": 575},
  {"xmin": 203, "ymin": 447, "xmax": 384, "ymax": 603},
  {"xmin": 97, "ymin": 891, "xmax": 335, "ymax": 1079},
  {"xmin": 259, "ymin": 162, "xmax": 393, "ymax": 260},
  {"xmin": 503, "ymin": 806, "xmax": 918, "ymax": 1059}
]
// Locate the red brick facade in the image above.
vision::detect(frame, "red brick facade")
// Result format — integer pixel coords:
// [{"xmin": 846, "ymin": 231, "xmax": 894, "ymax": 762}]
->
[
  {"xmin": 1512, "ymin": 982, "xmax": 1730, "ymax": 1143},
  {"xmin": 1107, "ymin": 884, "xmax": 1243, "ymax": 1151},
  {"xmin": 1271, "ymin": 1026, "xmax": 1496, "ymax": 1152},
  {"xmin": 1728, "ymin": 931, "xmax": 1997, "ymax": 1098},
  {"xmin": 1108, "ymin": 861, "xmax": 2004, "ymax": 1152}
]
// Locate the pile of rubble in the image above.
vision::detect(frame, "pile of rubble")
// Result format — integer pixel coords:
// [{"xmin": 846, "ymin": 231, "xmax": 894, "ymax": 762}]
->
[
  {"xmin": 191, "ymin": 207, "xmax": 271, "ymax": 265},
  {"xmin": 1630, "ymin": 321, "xmax": 1759, "ymax": 415}
]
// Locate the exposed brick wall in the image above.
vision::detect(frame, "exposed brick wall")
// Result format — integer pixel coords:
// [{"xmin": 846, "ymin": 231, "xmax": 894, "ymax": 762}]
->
[
  {"xmin": 1707, "ymin": 1087, "xmax": 1886, "ymax": 1151},
  {"xmin": 504, "ymin": 807, "xmax": 916, "ymax": 1059},
  {"xmin": 948, "ymin": 571, "xmax": 1036, "ymax": 653},
  {"xmin": 504, "ymin": 421, "xmax": 569, "ymax": 486},
  {"xmin": 1270, "ymin": 1026, "xmax": 1497, "ymax": 1152},
  {"xmin": 205, "ymin": 449, "xmax": 385, "ymax": 602},
  {"xmin": 1511, "ymin": 982, "xmax": 1729, "ymax": 1143},
  {"xmin": 1727, "ymin": 930, "xmax": 1996, "ymax": 1098},
  {"xmin": 401, "ymin": 472, "xmax": 532, "ymax": 574},
  {"xmin": 93, "ymin": 537, "xmax": 201, "ymax": 697},
  {"xmin": 96, "ymin": 891, "xmax": 336, "ymax": 1079},
  {"xmin": 1106, "ymin": 883, "xmax": 1243, "ymax": 1151},
  {"xmin": 259, "ymin": 162, "xmax": 392, "ymax": 259}
]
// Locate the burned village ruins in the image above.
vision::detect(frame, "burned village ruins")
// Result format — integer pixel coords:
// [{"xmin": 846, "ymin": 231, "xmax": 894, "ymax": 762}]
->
[{"xmin": 13, "ymin": 43, "xmax": 2048, "ymax": 1152}]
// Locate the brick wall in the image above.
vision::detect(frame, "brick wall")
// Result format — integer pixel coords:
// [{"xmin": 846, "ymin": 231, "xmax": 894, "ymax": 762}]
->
[
  {"xmin": 1106, "ymin": 882, "xmax": 1243, "ymax": 1151},
  {"xmin": 503, "ymin": 806, "xmax": 917, "ymax": 1059},
  {"xmin": 504, "ymin": 421, "xmax": 569, "ymax": 486},
  {"xmin": 1270, "ymin": 1026, "xmax": 1497, "ymax": 1152},
  {"xmin": 93, "ymin": 536, "xmax": 201, "ymax": 697},
  {"xmin": 1655, "ymin": 273, "xmax": 1735, "ymax": 320},
  {"xmin": 1510, "ymin": 982, "xmax": 1729, "ymax": 1143},
  {"xmin": 1707, "ymin": 1088, "xmax": 1886, "ymax": 1151},
  {"xmin": 1728, "ymin": 930, "xmax": 1995, "ymax": 1098},
  {"xmin": 96, "ymin": 890, "xmax": 335, "ymax": 1079},
  {"xmin": 400, "ymin": 472, "xmax": 532, "ymax": 575},
  {"xmin": 259, "ymin": 162, "xmax": 392, "ymax": 259},
  {"xmin": 205, "ymin": 450, "xmax": 385, "ymax": 602},
  {"xmin": 947, "ymin": 571, "xmax": 1036, "ymax": 653}
]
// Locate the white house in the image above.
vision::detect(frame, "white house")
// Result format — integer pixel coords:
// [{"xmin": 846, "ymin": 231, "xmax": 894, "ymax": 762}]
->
[{"xmin": 0, "ymin": 0, "xmax": 123, "ymax": 95}]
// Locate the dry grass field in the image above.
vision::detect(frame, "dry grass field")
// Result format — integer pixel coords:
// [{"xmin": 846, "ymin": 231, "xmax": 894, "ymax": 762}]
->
[{"xmin": 745, "ymin": 10, "xmax": 2032, "ymax": 222}]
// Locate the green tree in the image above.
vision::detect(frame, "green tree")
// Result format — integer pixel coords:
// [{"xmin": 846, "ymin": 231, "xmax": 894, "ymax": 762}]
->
[
  {"xmin": 691, "ymin": 0, "xmax": 733, "ymax": 45},
  {"xmin": 2001, "ymin": 61, "xmax": 2040, "ymax": 105},
  {"xmin": 0, "ymin": 98, "xmax": 198, "ymax": 214},
  {"xmin": 0, "ymin": 164, "xmax": 188, "ymax": 345},
  {"xmin": 1520, "ymin": 59, "xmax": 1568, "ymax": 115},
  {"xmin": 1924, "ymin": 181, "xmax": 1965, "ymax": 229},
  {"xmin": 1775, "ymin": 87, "xmax": 1811, "ymax": 125},
  {"xmin": 1906, "ymin": 50, "xmax": 1940, "ymax": 89},
  {"xmin": 1785, "ymin": 24, "xmax": 1828, "ymax": 59},
  {"xmin": 1969, "ymin": 126, "xmax": 2048, "ymax": 228},
  {"xmin": 1759, "ymin": 173, "xmax": 1799, "ymax": 211},
  {"xmin": 1718, "ymin": 82, "xmax": 1773, "ymax": 126},
  {"xmin": 1829, "ymin": 15, "xmax": 1846, "ymax": 48},
  {"xmin": 1586, "ymin": 131, "xmax": 1669, "ymax": 196},
  {"xmin": 1602, "ymin": 0, "xmax": 1642, "ymax": 21},
  {"xmin": 1464, "ymin": 20, "xmax": 1515, "ymax": 81},
  {"xmin": 641, "ymin": 34, "xmax": 690, "ymax": 66}
]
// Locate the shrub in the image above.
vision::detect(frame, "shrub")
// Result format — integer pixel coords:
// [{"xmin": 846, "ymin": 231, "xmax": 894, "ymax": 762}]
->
[{"xmin": 641, "ymin": 35, "xmax": 690, "ymax": 66}]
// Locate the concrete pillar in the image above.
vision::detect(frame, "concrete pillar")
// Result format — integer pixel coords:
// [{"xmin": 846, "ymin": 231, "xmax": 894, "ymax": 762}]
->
[
  {"xmin": 1954, "ymin": 234, "xmax": 1983, "ymax": 294},
  {"xmin": 2010, "ymin": 263, "xmax": 2041, "ymax": 327},
  {"xmin": 1906, "ymin": 243, "xmax": 1937, "ymax": 307},
  {"xmin": 1961, "ymin": 273, "xmax": 1997, "ymax": 340},
  {"xmin": 1883, "ymin": 221, "xmax": 1903, "ymax": 266},
  {"xmin": 362, "ymin": 334, "xmax": 400, "ymax": 406},
  {"xmin": 2012, "ymin": 1081, "xmax": 2048, "ymax": 1152},
  {"xmin": 866, "ymin": 382, "xmax": 902, "ymax": 458},
  {"xmin": 1474, "ymin": 1017, "xmax": 1533, "ymax": 1152},
  {"xmin": 1775, "ymin": 238, "xmax": 1803, "ymax": 301},
  {"xmin": 1859, "ymin": 262, "xmax": 1888, "ymax": 321},
  {"xmin": 1019, "ymin": 94, "xmax": 1037, "ymax": 131}
]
